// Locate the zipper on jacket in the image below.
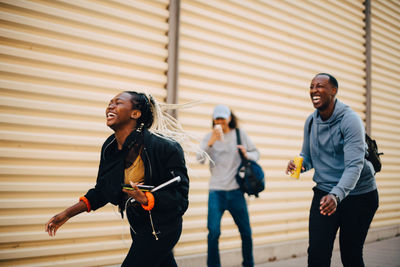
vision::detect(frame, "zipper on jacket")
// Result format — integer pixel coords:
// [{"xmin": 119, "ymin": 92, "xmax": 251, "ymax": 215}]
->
[
  {"xmin": 102, "ymin": 137, "xmax": 116, "ymax": 160},
  {"xmin": 148, "ymin": 211, "xmax": 159, "ymax": 240},
  {"xmin": 143, "ymin": 147, "xmax": 160, "ymax": 240},
  {"xmin": 143, "ymin": 148, "xmax": 153, "ymax": 181}
]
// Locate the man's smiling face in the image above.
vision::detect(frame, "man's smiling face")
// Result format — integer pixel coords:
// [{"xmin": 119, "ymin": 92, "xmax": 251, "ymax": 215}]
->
[{"xmin": 310, "ymin": 74, "xmax": 337, "ymax": 112}]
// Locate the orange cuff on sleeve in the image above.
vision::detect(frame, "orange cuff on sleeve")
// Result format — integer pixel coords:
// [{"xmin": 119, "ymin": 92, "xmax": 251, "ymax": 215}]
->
[
  {"xmin": 79, "ymin": 196, "xmax": 91, "ymax": 212},
  {"xmin": 141, "ymin": 192, "xmax": 155, "ymax": 211}
]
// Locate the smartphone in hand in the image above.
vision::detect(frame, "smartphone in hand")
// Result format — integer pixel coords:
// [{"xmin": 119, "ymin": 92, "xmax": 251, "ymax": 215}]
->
[{"xmin": 122, "ymin": 184, "xmax": 154, "ymax": 192}]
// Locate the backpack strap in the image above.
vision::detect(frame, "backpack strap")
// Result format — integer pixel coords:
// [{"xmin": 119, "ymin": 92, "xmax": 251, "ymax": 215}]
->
[
  {"xmin": 235, "ymin": 128, "xmax": 246, "ymax": 162},
  {"xmin": 235, "ymin": 128, "xmax": 242, "ymax": 145}
]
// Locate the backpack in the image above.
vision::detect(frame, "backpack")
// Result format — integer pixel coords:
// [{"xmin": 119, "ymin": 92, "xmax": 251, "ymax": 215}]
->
[
  {"xmin": 365, "ymin": 133, "xmax": 383, "ymax": 173},
  {"xmin": 308, "ymin": 117, "xmax": 383, "ymax": 173},
  {"xmin": 235, "ymin": 129, "xmax": 265, "ymax": 197}
]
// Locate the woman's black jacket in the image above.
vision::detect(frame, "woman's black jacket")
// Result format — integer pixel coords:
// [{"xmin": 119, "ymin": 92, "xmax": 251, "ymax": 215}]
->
[{"xmin": 84, "ymin": 129, "xmax": 189, "ymax": 234}]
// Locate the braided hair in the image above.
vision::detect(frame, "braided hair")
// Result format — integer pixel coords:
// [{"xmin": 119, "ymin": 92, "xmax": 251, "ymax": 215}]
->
[
  {"xmin": 123, "ymin": 91, "xmax": 210, "ymax": 165},
  {"xmin": 125, "ymin": 91, "xmax": 154, "ymax": 130},
  {"xmin": 124, "ymin": 90, "xmax": 188, "ymax": 140}
]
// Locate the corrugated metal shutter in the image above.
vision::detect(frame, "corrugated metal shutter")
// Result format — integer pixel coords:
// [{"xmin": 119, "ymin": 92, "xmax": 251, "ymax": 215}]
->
[
  {"xmin": 370, "ymin": 0, "xmax": 400, "ymax": 228},
  {"xmin": 176, "ymin": 0, "xmax": 367, "ymax": 257},
  {"xmin": 0, "ymin": 0, "xmax": 169, "ymax": 266}
]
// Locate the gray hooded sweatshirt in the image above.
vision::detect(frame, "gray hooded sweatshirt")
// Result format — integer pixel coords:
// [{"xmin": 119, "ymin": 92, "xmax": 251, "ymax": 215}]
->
[{"xmin": 301, "ymin": 99, "xmax": 376, "ymax": 202}]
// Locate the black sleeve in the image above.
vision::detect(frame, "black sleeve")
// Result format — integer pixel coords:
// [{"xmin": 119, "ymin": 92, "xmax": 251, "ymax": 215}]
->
[
  {"xmin": 152, "ymin": 142, "xmax": 189, "ymax": 217},
  {"xmin": 84, "ymin": 180, "xmax": 109, "ymax": 211},
  {"xmin": 84, "ymin": 138, "xmax": 114, "ymax": 211}
]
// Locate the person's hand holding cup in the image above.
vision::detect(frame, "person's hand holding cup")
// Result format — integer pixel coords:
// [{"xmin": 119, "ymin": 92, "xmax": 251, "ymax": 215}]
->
[
  {"xmin": 286, "ymin": 156, "xmax": 303, "ymax": 179},
  {"xmin": 214, "ymin": 124, "xmax": 224, "ymax": 141}
]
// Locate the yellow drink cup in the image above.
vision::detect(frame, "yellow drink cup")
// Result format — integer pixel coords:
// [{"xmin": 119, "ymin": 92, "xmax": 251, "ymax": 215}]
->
[{"xmin": 291, "ymin": 156, "xmax": 303, "ymax": 179}]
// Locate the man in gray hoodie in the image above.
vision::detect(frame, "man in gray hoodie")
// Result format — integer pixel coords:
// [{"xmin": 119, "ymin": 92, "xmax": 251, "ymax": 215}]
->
[{"xmin": 286, "ymin": 73, "xmax": 379, "ymax": 267}]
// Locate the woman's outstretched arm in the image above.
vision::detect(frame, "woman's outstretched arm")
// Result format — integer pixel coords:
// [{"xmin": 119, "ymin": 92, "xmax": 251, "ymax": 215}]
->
[{"xmin": 45, "ymin": 200, "xmax": 88, "ymax": 237}]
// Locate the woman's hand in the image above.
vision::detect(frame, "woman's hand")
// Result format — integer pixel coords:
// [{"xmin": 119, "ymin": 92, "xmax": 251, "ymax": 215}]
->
[
  {"xmin": 122, "ymin": 182, "xmax": 148, "ymax": 205},
  {"xmin": 237, "ymin": 145, "xmax": 247, "ymax": 159},
  {"xmin": 45, "ymin": 211, "xmax": 70, "ymax": 237},
  {"xmin": 45, "ymin": 201, "xmax": 87, "ymax": 237},
  {"xmin": 207, "ymin": 126, "xmax": 223, "ymax": 147},
  {"xmin": 319, "ymin": 194, "xmax": 338, "ymax": 216}
]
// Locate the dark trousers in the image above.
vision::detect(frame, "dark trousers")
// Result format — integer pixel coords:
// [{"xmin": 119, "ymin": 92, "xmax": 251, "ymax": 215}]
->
[
  {"xmin": 308, "ymin": 187, "xmax": 379, "ymax": 267},
  {"xmin": 122, "ymin": 214, "xmax": 182, "ymax": 267}
]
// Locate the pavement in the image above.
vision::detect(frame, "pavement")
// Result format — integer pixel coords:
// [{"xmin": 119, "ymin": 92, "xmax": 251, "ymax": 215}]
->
[{"xmin": 255, "ymin": 235, "xmax": 400, "ymax": 267}]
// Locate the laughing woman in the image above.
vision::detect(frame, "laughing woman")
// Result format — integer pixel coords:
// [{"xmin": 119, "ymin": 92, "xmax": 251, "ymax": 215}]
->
[{"xmin": 45, "ymin": 91, "xmax": 191, "ymax": 267}]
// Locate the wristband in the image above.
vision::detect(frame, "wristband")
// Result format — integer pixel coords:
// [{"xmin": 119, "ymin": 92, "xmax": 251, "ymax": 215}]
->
[
  {"xmin": 79, "ymin": 196, "xmax": 91, "ymax": 212},
  {"xmin": 141, "ymin": 192, "xmax": 155, "ymax": 211}
]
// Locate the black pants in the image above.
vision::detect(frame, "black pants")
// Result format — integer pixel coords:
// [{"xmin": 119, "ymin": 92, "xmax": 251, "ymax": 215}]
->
[
  {"xmin": 122, "ymin": 215, "xmax": 182, "ymax": 266},
  {"xmin": 308, "ymin": 187, "xmax": 378, "ymax": 267}
]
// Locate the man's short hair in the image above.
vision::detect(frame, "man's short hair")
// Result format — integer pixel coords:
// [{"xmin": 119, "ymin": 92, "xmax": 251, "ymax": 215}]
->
[{"xmin": 316, "ymin": 73, "xmax": 339, "ymax": 89}]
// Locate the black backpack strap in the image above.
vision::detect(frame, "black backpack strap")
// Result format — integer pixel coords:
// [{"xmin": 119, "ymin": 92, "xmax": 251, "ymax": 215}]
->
[
  {"xmin": 235, "ymin": 128, "xmax": 242, "ymax": 145},
  {"xmin": 235, "ymin": 128, "xmax": 246, "ymax": 162}
]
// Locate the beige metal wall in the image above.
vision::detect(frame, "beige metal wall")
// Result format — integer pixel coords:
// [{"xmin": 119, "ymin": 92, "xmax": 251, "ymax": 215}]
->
[
  {"xmin": 176, "ymin": 0, "xmax": 374, "ymax": 257},
  {"xmin": 1, "ymin": 0, "xmax": 399, "ymax": 266},
  {"xmin": 0, "ymin": 0, "xmax": 169, "ymax": 266},
  {"xmin": 370, "ymin": 0, "xmax": 400, "ymax": 228}
]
